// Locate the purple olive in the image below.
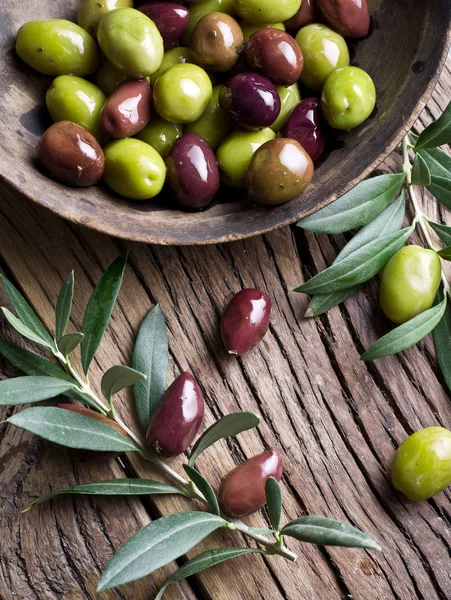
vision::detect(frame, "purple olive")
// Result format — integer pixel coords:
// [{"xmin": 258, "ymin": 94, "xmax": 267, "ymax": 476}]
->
[
  {"xmin": 146, "ymin": 372, "xmax": 205, "ymax": 458},
  {"xmin": 280, "ymin": 98, "xmax": 327, "ymax": 161},
  {"xmin": 165, "ymin": 133, "xmax": 220, "ymax": 209},
  {"xmin": 318, "ymin": 0, "xmax": 370, "ymax": 38},
  {"xmin": 101, "ymin": 79, "xmax": 152, "ymax": 138},
  {"xmin": 219, "ymin": 73, "xmax": 281, "ymax": 128},
  {"xmin": 218, "ymin": 450, "xmax": 283, "ymax": 517},
  {"xmin": 139, "ymin": 2, "xmax": 189, "ymax": 50},
  {"xmin": 285, "ymin": 0, "xmax": 319, "ymax": 29},
  {"xmin": 221, "ymin": 288, "xmax": 271, "ymax": 355}
]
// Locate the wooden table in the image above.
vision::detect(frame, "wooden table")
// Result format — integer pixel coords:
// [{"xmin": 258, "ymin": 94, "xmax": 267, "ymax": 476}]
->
[{"xmin": 1, "ymin": 59, "xmax": 450, "ymax": 600}]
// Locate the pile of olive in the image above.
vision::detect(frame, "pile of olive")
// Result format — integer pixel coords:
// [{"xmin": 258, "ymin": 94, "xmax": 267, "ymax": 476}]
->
[{"xmin": 16, "ymin": 0, "xmax": 375, "ymax": 209}]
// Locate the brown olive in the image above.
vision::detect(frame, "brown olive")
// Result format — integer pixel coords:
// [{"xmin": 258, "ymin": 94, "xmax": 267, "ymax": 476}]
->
[
  {"xmin": 285, "ymin": 0, "xmax": 319, "ymax": 29},
  {"xmin": 318, "ymin": 0, "xmax": 370, "ymax": 38},
  {"xmin": 37, "ymin": 121, "xmax": 104, "ymax": 187},
  {"xmin": 190, "ymin": 12, "xmax": 244, "ymax": 72},
  {"xmin": 221, "ymin": 289, "xmax": 271, "ymax": 355},
  {"xmin": 101, "ymin": 79, "xmax": 152, "ymax": 138},
  {"xmin": 246, "ymin": 138, "xmax": 313, "ymax": 205}
]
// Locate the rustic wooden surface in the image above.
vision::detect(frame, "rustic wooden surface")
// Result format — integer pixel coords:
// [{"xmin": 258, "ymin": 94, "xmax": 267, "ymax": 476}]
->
[{"xmin": 1, "ymin": 60, "xmax": 451, "ymax": 600}]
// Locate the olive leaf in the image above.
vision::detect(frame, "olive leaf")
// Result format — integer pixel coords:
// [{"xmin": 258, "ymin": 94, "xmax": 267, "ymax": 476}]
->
[
  {"xmin": 55, "ymin": 271, "xmax": 74, "ymax": 341},
  {"xmin": 432, "ymin": 291, "xmax": 451, "ymax": 393},
  {"xmin": 0, "ymin": 376, "xmax": 77, "ymax": 406},
  {"xmin": 81, "ymin": 253, "xmax": 128, "ymax": 375},
  {"xmin": 427, "ymin": 220, "xmax": 451, "ymax": 246},
  {"xmin": 411, "ymin": 153, "xmax": 431, "ymax": 186},
  {"xmin": 154, "ymin": 548, "xmax": 265, "ymax": 600},
  {"xmin": 97, "ymin": 512, "xmax": 227, "ymax": 591},
  {"xmin": 361, "ymin": 295, "xmax": 447, "ymax": 361},
  {"xmin": 246, "ymin": 527, "xmax": 276, "ymax": 535},
  {"xmin": 132, "ymin": 305, "xmax": 168, "ymax": 432},
  {"xmin": 8, "ymin": 406, "xmax": 139, "ymax": 452},
  {"xmin": 265, "ymin": 477, "xmax": 282, "ymax": 532},
  {"xmin": 296, "ymin": 173, "xmax": 405, "ymax": 234},
  {"xmin": 415, "ymin": 100, "xmax": 451, "ymax": 150},
  {"xmin": 57, "ymin": 332, "xmax": 84, "ymax": 358},
  {"xmin": 101, "ymin": 365, "xmax": 146, "ymax": 401},
  {"xmin": 23, "ymin": 479, "xmax": 186, "ymax": 513},
  {"xmin": 418, "ymin": 147, "xmax": 451, "ymax": 209},
  {"xmin": 1, "ymin": 308, "xmax": 55, "ymax": 352},
  {"xmin": 281, "ymin": 516, "xmax": 381, "ymax": 551},
  {"xmin": 427, "ymin": 176, "xmax": 451, "ymax": 210},
  {"xmin": 183, "ymin": 464, "xmax": 220, "ymax": 516},
  {"xmin": 305, "ymin": 286, "xmax": 364, "ymax": 317},
  {"xmin": 188, "ymin": 412, "xmax": 260, "ymax": 467},
  {"xmin": 437, "ymin": 246, "xmax": 451, "ymax": 261}
]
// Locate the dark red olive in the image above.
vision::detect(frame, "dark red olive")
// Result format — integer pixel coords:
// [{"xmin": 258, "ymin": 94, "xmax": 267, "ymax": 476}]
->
[
  {"xmin": 218, "ymin": 450, "xmax": 283, "ymax": 517},
  {"xmin": 146, "ymin": 372, "xmax": 205, "ymax": 458},
  {"xmin": 318, "ymin": 0, "xmax": 370, "ymax": 38},
  {"xmin": 139, "ymin": 2, "xmax": 189, "ymax": 50},
  {"xmin": 101, "ymin": 79, "xmax": 152, "ymax": 138},
  {"xmin": 221, "ymin": 289, "xmax": 271, "ymax": 355},
  {"xmin": 244, "ymin": 29, "xmax": 303, "ymax": 86},
  {"xmin": 219, "ymin": 73, "xmax": 281, "ymax": 128},
  {"xmin": 165, "ymin": 133, "xmax": 220, "ymax": 210},
  {"xmin": 37, "ymin": 121, "xmax": 104, "ymax": 187},
  {"xmin": 285, "ymin": 0, "xmax": 319, "ymax": 29},
  {"xmin": 57, "ymin": 404, "xmax": 127, "ymax": 460},
  {"xmin": 280, "ymin": 98, "xmax": 327, "ymax": 161}
]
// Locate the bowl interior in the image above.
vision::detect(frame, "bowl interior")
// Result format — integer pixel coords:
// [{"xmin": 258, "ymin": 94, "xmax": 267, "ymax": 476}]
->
[{"xmin": 0, "ymin": 0, "xmax": 450, "ymax": 245}]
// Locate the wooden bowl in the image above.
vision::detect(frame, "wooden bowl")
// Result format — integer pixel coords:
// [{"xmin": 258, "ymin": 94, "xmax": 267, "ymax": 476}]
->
[{"xmin": 0, "ymin": 2, "xmax": 450, "ymax": 245}]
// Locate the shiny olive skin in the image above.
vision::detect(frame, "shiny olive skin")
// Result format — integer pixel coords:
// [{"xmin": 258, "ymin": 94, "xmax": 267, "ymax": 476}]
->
[
  {"xmin": 246, "ymin": 138, "xmax": 314, "ymax": 205},
  {"xmin": 136, "ymin": 117, "xmax": 183, "ymax": 157},
  {"xmin": 235, "ymin": 0, "xmax": 301, "ymax": 25},
  {"xmin": 191, "ymin": 13, "xmax": 244, "ymax": 72},
  {"xmin": 295, "ymin": 24, "xmax": 350, "ymax": 91},
  {"xmin": 153, "ymin": 63, "xmax": 213, "ymax": 124},
  {"xmin": 244, "ymin": 28, "xmax": 303, "ymax": 86},
  {"xmin": 285, "ymin": 0, "xmax": 319, "ymax": 29},
  {"xmin": 139, "ymin": 2, "xmax": 189, "ymax": 50},
  {"xmin": 218, "ymin": 450, "xmax": 283, "ymax": 517},
  {"xmin": 45, "ymin": 76, "xmax": 106, "ymax": 142},
  {"xmin": 219, "ymin": 73, "xmax": 280, "ymax": 128},
  {"xmin": 78, "ymin": 0, "xmax": 133, "ymax": 37},
  {"xmin": 97, "ymin": 8, "xmax": 164, "ymax": 78},
  {"xmin": 271, "ymin": 83, "xmax": 301, "ymax": 133},
  {"xmin": 96, "ymin": 60, "xmax": 127, "ymax": 96},
  {"xmin": 103, "ymin": 138, "xmax": 166, "ymax": 200},
  {"xmin": 37, "ymin": 122, "xmax": 104, "ymax": 187},
  {"xmin": 148, "ymin": 46, "xmax": 192, "ymax": 86},
  {"xmin": 183, "ymin": 0, "xmax": 236, "ymax": 45},
  {"xmin": 165, "ymin": 134, "xmax": 220, "ymax": 209},
  {"xmin": 392, "ymin": 427, "xmax": 451, "ymax": 501},
  {"xmin": 379, "ymin": 246, "xmax": 442, "ymax": 325},
  {"xmin": 185, "ymin": 86, "xmax": 232, "ymax": 151},
  {"xmin": 318, "ymin": 0, "xmax": 370, "ymax": 38},
  {"xmin": 16, "ymin": 20, "xmax": 100, "ymax": 77},
  {"xmin": 321, "ymin": 66, "xmax": 376, "ymax": 130},
  {"xmin": 146, "ymin": 372, "xmax": 205, "ymax": 458},
  {"xmin": 101, "ymin": 79, "xmax": 152, "ymax": 138},
  {"xmin": 217, "ymin": 127, "xmax": 276, "ymax": 188},
  {"xmin": 241, "ymin": 21, "xmax": 286, "ymax": 43},
  {"xmin": 221, "ymin": 289, "xmax": 271, "ymax": 355},
  {"xmin": 280, "ymin": 97, "xmax": 326, "ymax": 161}
]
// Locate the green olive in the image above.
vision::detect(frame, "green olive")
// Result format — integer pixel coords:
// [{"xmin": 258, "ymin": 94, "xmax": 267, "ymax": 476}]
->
[
  {"xmin": 46, "ymin": 76, "xmax": 106, "ymax": 143},
  {"xmin": 321, "ymin": 66, "xmax": 376, "ymax": 130},
  {"xmin": 295, "ymin": 23, "xmax": 349, "ymax": 92},
  {"xmin": 15, "ymin": 20, "xmax": 100, "ymax": 76},
  {"xmin": 379, "ymin": 245, "xmax": 442, "ymax": 324},
  {"xmin": 78, "ymin": 0, "xmax": 133, "ymax": 37},
  {"xmin": 216, "ymin": 127, "xmax": 276, "ymax": 188},
  {"xmin": 148, "ymin": 47, "xmax": 193, "ymax": 86},
  {"xmin": 135, "ymin": 117, "xmax": 183, "ymax": 157},
  {"xmin": 103, "ymin": 138, "xmax": 166, "ymax": 200},
  {"xmin": 392, "ymin": 427, "xmax": 451, "ymax": 501},
  {"xmin": 271, "ymin": 83, "xmax": 301, "ymax": 133},
  {"xmin": 185, "ymin": 86, "xmax": 232, "ymax": 151},
  {"xmin": 240, "ymin": 21, "xmax": 286, "ymax": 43},
  {"xmin": 235, "ymin": 0, "xmax": 300, "ymax": 25},
  {"xmin": 95, "ymin": 60, "xmax": 127, "ymax": 96},
  {"xmin": 153, "ymin": 63, "xmax": 213, "ymax": 124},
  {"xmin": 97, "ymin": 8, "xmax": 164, "ymax": 78},
  {"xmin": 182, "ymin": 0, "xmax": 236, "ymax": 45}
]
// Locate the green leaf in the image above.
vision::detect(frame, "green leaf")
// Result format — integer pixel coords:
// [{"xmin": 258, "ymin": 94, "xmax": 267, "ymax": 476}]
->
[
  {"xmin": 188, "ymin": 412, "xmax": 260, "ymax": 467},
  {"xmin": 81, "ymin": 254, "xmax": 127, "ymax": 375},
  {"xmin": 411, "ymin": 153, "xmax": 431, "ymax": 186},
  {"xmin": 418, "ymin": 147, "xmax": 451, "ymax": 179},
  {"xmin": 58, "ymin": 332, "xmax": 84, "ymax": 358},
  {"xmin": 361, "ymin": 296, "xmax": 447, "ymax": 361},
  {"xmin": 154, "ymin": 548, "xmax": 265, "ymax": 600},
  {"xmin": 432, "ymin": 291, "xmax": 451, "ymax": 392},
  {"xmin": 427, "ymin": 220, "xmax": 451, "ymax": 246},
  {"xmin": 296, "ymin": 173, "xmax": 405, "ymax": 234},
  {"xmin": 8, "ymin": 406, "xmax": 139, "ymax": 452},
  {"xmin": 294, "ymin": 226, "xmax": 414, "ymax": 295},
  {"xmin": 132, "ymin": 305, "xmax": 168, "ymax": 431},
  {"xmin": 23, "ymin": 479, "xmax": 185, "ymax": 512},
  {"xmin": 427, "ymin": 175, "xmax": 451, "ymax": 210},
  {"xmin": 97, "ymin": 512, "xmax": 226, "ymax": 591},
  {"xmin": 306, "ymin": 286, "xmax": 364, "ymax": 317},
  {"xmin": 2, "ymin": 308, "xmax": 55, "ymax": 351},
  {"xmin": 0, "ymin": 376, "xmax": 77, "ymax": 406},
  {"xmin": 183, "ymin": 465, "xmax": 220, "ymax": 516},
  {"xmin": 265, "ymin": 477, "xmax": 282, "ymax": 531},
  {"xmin": 415, "ymin": 100, "xmax": 451, "ymax": 150},
  {"xmin": 101, "ymin": 365, "xmax": 146, "ymax": 401},
  {"xmin": 55, "ymin": 272, "xmax": 74, "ymax": 341},
  {"xmin": 437, "ymin": 246, "xmax": 451, "ymax": 261},
  {"xmin": 281, "ymin": 516, "xmax": 381, "ymax": 550},
  {"xmin": 246, "ymin": 527, "xmax": 276, "ymax": 535},
  {"xmin": 0, "ymin": 276, "xmax": 55, "ymax": 350}
]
